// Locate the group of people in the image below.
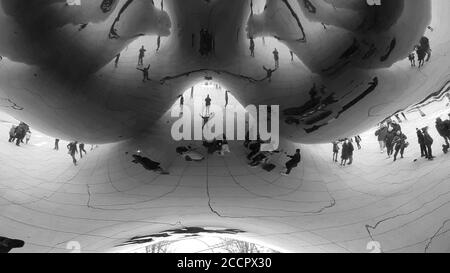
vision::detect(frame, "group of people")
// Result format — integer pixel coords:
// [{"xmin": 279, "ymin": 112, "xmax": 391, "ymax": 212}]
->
[
  {"xmin": 375, "ymin": 120, "xmax": 409, "ymax": 161},
  {"xmin": 244, "ymin": 132, "xmax": 301, "ymax": 176},
  {"xmin": 8, "ymin": 122, "xmax": 31, "ymax": 146},
  {"xmin": 66, "ymin": 141, "xmax": 88, "ymax": 166},
  {"xmin": 408, "ymin": 36, "xmax": 432, "ymax": 68},
  {"xmin": 332, "ymin": 138, "xmax": 356, "ymax": 166}
]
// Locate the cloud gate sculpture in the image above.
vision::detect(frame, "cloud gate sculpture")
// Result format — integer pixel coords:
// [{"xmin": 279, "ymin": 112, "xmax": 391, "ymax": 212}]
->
[{"xmin": 1, "ymin": 0, "xmax": 450, "ymax": 255}]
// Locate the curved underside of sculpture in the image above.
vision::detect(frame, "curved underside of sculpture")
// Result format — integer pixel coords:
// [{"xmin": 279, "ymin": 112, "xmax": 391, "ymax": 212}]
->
[{"xmin": 1, "ymin": 0, "xmax": 450, "ymax": 253}]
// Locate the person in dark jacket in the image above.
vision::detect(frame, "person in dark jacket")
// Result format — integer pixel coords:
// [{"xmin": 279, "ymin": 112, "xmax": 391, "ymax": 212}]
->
[
  {"xmin": 435, "ymin": 118, "xmax": 450, "ymax": 147},
  {"xmin": 281, "ymin": 149, "xmax": 301, "ymax": 176},
  {"xmin": 385, "ymin": 127, "xmax": 396, "ymax": 158},
  {"xmin": 422, "ymin": 127, "xmax": 434, "ymax": 160},
  {"xmin": 341, "ymin": 139, "xmax": 352, "ymax": 166},
  {"xmin": 67, "ymin": 141, "xmax": 78, "ymax": 166},
  {"xmin": 347, "ymin": 139, "xmax": 355, "ymax": 165},
  {"xmin": 416, "ymin": 128, "xmax": 427, "ymax": 158},
  {"xmin": 375, "ymin": 124, "xmax": 387, "ymax": 153},
  {"xmin": 392, "ymin": 130, "xmax": 407, "ymax": 161},
  {"xmin": 332, "ymin": 141, "xmax": 339, "ymax": 162}
]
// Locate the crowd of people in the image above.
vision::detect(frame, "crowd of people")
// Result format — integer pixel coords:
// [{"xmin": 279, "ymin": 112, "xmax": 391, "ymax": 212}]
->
[
  {"xmin": 374, "ymin": 113, "xmax": 450, "ymax": 162},
  {"xmin": 8, "ymin": 122, "xmax": 31, "ymax": 147}
]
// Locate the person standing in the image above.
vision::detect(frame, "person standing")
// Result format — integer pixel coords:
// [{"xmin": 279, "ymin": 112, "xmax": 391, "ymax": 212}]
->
[
  {"xmin": 54, "ymin": 139, "xmax": 60, "ymax": 150},
  {"xmin": 79, "ymin": 143, "xmax": 87, "ymax": 158},
  {"xmin": 224, "ymin": 91, "xmax": 230, "ymax": 108},
  {"xmin": 347, "ymin": 139, "xmax": 355, "ymax": 165},
  {"xmin": 332, "ymin": 141, "xmax": 339, "ymax": 162},
  {"xmin": 416, "ymin": 128, "xmax": 427, "ymax": 158},
  {"xmin": 392, "ymin": 131, "xmax": 407, "ymax": 162},
  {"xmin": 354, "ymin": 136, "xmax": 361, "ymax": 150},
  {"xmin": 435, "ymin": 118, "xmax": 450, "ymax": 147},
  {"xmin": 205, "ymin": 94, "xmax": 211, "ymax": 115},
  {"xmin": 341, "ymin": 139, "xmax": 350, "ymax": 166},
  {"xmin": 136, "ymin": 64, "xmax": 151, "ymax": 82},
  {"xmin": 249, "ymin": 37, "xmax": 255, "ymax": 57},
  {"xmin": 375, "ymin": 124, "xmax": 388, "ymax": 153},
  {"xmin": 67, "ymin": 141, "xmax": 78, "ymax": 166},
  {"xmin": 281, "ymin": 149, "xmax": 301, "ymax": 176},
  {"xmin": 138, "ymin": 46, "xmax": 146, "ymax": 66},
  {"xmin": 422, "ymin": 127, "xmax": 434, "ymax": 160},
  {"xmin": 272, "ymin": 48, "xmax": 279, "ymax": 68}
]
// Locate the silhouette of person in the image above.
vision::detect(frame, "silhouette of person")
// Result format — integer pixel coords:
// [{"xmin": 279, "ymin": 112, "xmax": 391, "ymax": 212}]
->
[
  {"xmin": 138, "ymin": 46, "xmax": 146, "ymax": 66},
  {"xmin": 281, "ymin": 149, "xmax": 301, "ymax": 176},
  {"xmin": 273, "ymin": 48, "xmax": 279, "ymax": 68},
  {"xmin": 136, "ymin": 64, "xmax": 151, "ymax": 82},
  {"xmin": 225, "ymin": 91, "xmax": 230, "ymax": 107},
  {"xmin": 290, "ymin": 51, "xmax": 294, "ymax": 62},
  {"xmin": 156, "ymin": 36, "xmax": 161, "ymax": 52},
  {"xmin": 67, "ymin": 141, "xmax": 78, "ymax": 166},
  {"xmin": 262, "ymin": 66, "xmax": 277, "ymax": 82},
  {"xmin": 205, "ymin": 94, "xmax": 211, "ymax": 115},
  {"xmin": 114, "ymin": 53, "xmax": 120, "ymax": 68},
  {"xmin": 79, "ymin": 143, "xmax": 87, "ymax": 158},
  {"xmin": 54, "ymin": 139, "xmax": 59, "ymax": 150},
  {"xmin": 408, "ymin": 52, "xmax": 415, "ymax": 67},
  {"xmin": 249, "ymin": 37, "xmax": 255, "ymax": 57}
]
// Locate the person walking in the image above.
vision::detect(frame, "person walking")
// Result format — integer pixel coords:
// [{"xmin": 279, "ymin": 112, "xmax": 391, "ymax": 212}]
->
[
  {"xmin": 54, "ymin": 139, "xmax": 60, "ymax": 150},
  {"xmin": 385, "ymin": 126, "xmax": 396, "ymax": 158},
  {"xmin": 79, "ymin": 143, "xmax": 87, "ymax": 158},
  {"xmin": 422, "ymin": 127, "xmax": 434, "ymax": 160},
  {"xmin": 67, "ymin": 141, "xmax": 78, "ymax": 166},
  {"xmin": 375, "ymin": 124, "xmax": 388, "ymax": 153},
  {"xmin": 392, "ymin": 130, "xmax": 407, "ymax": 161},
  {"xmin": 281, "ymin": 149, "xmax": 301, "ymax": 176}
]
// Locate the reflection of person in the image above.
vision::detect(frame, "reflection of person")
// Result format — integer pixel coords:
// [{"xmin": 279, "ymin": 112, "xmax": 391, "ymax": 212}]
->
[
  {"xmin": 281, "ymin": 149, "xmax": 301, "ymax": 176},
  {"xmin": 262, "ymin": 66, "xmax": 277, "ymax": 82},
  {"xmin": 137, "ymin": 64, "xmax": 151, "ymax": 82},
  {"xmin": 205, "ymin": 95, "xmax": 212, "ymax": 114},
  {"xmin": 138, "ymin": 46, "xmax": 146, "ymax": 66}
]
